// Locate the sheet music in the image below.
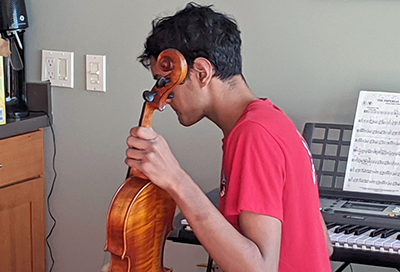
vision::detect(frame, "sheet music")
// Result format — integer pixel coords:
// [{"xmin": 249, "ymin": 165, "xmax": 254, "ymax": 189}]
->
[{"xmin": 344, "ymin": 91, "xmax": 400, "ymax": 195}]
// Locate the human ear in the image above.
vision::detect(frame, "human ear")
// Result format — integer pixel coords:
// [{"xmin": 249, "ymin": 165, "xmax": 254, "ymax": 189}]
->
[{"xmin": 192, "ymin": 57, "xmax": 213, "ymax": 87}]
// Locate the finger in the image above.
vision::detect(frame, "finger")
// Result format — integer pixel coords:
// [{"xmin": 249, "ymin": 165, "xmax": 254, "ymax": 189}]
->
[
  {"xmin": 125, "ymin": 157, "xmax": 140, "ymax": 169},
  {"xmin": 125, "ymin": 147, "xmax": 149, "ymax": 161},
  {"xmin": 129, "ymin": 126, "xmax": 157, "ymax": 140},
  {"xmin": 125, "ymin": 149, "xmax": 148, "ymax": 170},
  {"xmin": 126, "ymin": 126, "xmax": 157, "ymax": 150},
  {"xmin": 126, "ymin": 134, "xmax": 149, "ymax": 150}
]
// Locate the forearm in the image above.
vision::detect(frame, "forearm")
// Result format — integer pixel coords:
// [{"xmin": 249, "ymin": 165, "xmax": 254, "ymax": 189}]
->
[
  {"xmin": 124, "ymin": 127, "xmax": 277, "ymax": 270},
  {"xmin": 167, "ymin": 171, "xmax": 273, "ymax": 272},
  {"xmin": 321, "ymin": 213, "xmax": 334, "ymax": 257}
]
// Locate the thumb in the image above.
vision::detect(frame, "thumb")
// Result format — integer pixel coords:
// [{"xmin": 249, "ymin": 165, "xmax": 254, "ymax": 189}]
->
[{"xmin": 130, "ymin": 126, "xmax": 157, "ymax": 140}]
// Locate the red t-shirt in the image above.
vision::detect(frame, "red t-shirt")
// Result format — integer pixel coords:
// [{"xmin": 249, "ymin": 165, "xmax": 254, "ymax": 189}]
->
[{"xmin": 219, "ymin": 99, "xmax": 331, "ymax": 271}]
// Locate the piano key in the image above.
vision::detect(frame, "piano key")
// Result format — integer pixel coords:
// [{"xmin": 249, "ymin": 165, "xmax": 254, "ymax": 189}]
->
[
  {"xmin": 381, "ymin": 229, "xmax": 398, "ymax": 238},
  {"xmin": 377, "ymin": 232, "xmax": 400, "ymax": 249},
  {"xmin": 326, "ymin": 222, "xmax": 337, "ymax": 229},
  {"xmin": 370, "ymin": 228, "xmax": 386, "ymax": 237},
  {"xmin": 392, "ymin": 239, "xmax": 400, "ymax": 249},
  {"xmin": 334, "ymin": 224, "xmax": 352, "ymax": 233},
  {"xmin": 354, "ymin": 230, "xmax": 400, "ymax": 252},
  {"xmin": 355, "ymin": 229, "xmax": 376, "ymax": 247},
  {"xmin": 327, "ymin": 222, "xmax": 400, "ymax": 254},
  {"xmin": 354, "ymin": 226, "xmax": 371, "ymax": 235},
  {"xmin": 381, "ymin": 229, "xmax": 399, "ymax": 238},
  {"xmin": 389, "ymin": 240, "xmax": 400, "ymax": 253},
  {"xmin": 347, "ymin": 235, "xmax": 359, "ymax": 247},
  {"xmin": 344, "ymin": 225, "xmax": 361, "ymax": 234},
  {"xmin": 340, "ymin": 228, "xmax": 375, "ymax": 248},
  {"xmin": 365, "ymin": 235, "xmax": 384, "ymax": 248},
  {"xmin": 383, "ymin": 239, "xmax": 397, "ymax": 250},
  {"xmin": 346, "ymin": 227, "xmax": 372, "ymax": 247},
  {"xmin": 329, "ymin": 226, "xmax": 348, "ymax": 245},
  {"xmin": 328, "ymin": 225, "xmax": 342, "ymax": 234},
  {"xmin": 338, "ymin": 233, "xmax": 352, "ymax": 245},
  {"xmin": 336, "ymin": 225, "xmax": 363, "ymax": 246},
  {"xmin": 330, "ymin": 232, "xmax": 347, "ymax": 244}
]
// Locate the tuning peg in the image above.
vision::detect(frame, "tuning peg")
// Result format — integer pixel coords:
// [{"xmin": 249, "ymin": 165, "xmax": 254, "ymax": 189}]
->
[
  {"xmin": 143, "ymin": 90, "xmax": 158, "ymax": 102},
  {"xmin": 167, "ymin": 92, "xmax": 174, "ymax": 99},
  {"xmin": 156, "ymin": 77, "xmax": 171, "ymax": 88}
]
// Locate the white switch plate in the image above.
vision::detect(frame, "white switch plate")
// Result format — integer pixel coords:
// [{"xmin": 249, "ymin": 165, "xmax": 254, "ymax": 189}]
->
[
  {"xmin": 41, "ymin": 50, "xmax": 74, "ymax": 88},
  {"xmin": 86, "ymin": 55, "xmax": 106, "ymax": 92}
]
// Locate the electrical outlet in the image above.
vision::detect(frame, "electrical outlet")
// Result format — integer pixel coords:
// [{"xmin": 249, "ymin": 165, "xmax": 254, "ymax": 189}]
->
[
  {"xmin": 45, "ymin": 57, "xmax": 56, "ymax": 79},
  {"xmin": 41, "ymin": 50, "xmax": 74, "ymax": 88}
]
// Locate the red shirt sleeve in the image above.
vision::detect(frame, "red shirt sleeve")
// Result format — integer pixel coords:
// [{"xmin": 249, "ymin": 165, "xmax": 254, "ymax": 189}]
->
[{"xmin": 222, "ymin": 120, "xmax": 286, "ymax": 223}]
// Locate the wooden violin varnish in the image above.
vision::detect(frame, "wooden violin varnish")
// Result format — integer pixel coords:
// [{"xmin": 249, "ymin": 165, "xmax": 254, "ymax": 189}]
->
[{"xmin": 105, "ymin": 49, "xmax": 187, "ymax": 272}]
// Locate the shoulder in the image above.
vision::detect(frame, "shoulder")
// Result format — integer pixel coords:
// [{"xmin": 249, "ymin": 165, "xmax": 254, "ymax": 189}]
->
[
  {"xmin": 235, "ymin": 99, "xmax": 293, "ymax": 133},
  {"xmin": 226, "ymin": 120, "xmax": 277, "ymax": 150}
]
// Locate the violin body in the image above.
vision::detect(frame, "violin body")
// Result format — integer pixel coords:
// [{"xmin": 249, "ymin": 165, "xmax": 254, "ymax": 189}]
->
[
  {"xmin": 105, "ymin": 176, "xmax": 175, "ymax": 271},
  {"xmin": 105, "ymin": 49, "xmax": 187, "ymax": 272}
]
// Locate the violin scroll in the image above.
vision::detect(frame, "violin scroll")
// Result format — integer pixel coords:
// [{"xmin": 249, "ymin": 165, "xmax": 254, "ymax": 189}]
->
[
  {"xmin": 147, "ymin": 49, "xmax": 187, "ymax": 111},
  {"xmin": 105, "ymin": 49, "xmax": 186, "ymax": 272}
]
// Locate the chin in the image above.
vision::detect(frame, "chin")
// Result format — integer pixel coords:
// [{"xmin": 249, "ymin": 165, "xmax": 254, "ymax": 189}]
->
[
  {"xmin": 178, "ymin": 119, "xmax": 192, "ymax": 127},
  {"xmin": 178, "ymin": 117, "xmax": 201, "ymax": 127},
  {"xmin": 176, "ymin": 112, "xmax": 204, "ymax": 127}
]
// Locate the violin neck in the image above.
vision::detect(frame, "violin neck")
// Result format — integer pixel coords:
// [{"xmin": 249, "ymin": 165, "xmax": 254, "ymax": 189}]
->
[
  {"xmin": 126, "ymin": 101, "xmax": 156, "ymax": 179},
  {"xmin": 138, "ymin": 101, "xmax": 156, "ymax": 128}
]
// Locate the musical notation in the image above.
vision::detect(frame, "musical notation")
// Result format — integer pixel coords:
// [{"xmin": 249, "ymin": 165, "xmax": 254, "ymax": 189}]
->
[
  {"xmin": 350, "ymin": 157, "xmax": 400, "ymax": 167},
  {"xmin": 354, "ymin": 138, "xmax": 400, "ymax": 146},
  {"xmin": 358, "ymin": 117, "xmax": 400, "ymax": 126},
  {"xmin": 352, "ymin": 147, "xmax": 400, "ymax": 157},
  {"xmin": 344, "ymin": 91, "xmax": 400, "ymax": 196},
  {"xmin": 355, "ymin": 128, "xmax": 400, "ymax": 136}
]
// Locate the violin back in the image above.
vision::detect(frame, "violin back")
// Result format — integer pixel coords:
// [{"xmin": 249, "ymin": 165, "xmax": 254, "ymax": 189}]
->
[{"xmin": 105, "ymin": 176, "xmax": 176, "ymax": 272}]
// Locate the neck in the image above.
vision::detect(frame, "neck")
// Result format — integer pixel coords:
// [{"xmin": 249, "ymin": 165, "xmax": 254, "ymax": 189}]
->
[{"xmin": 206, "ymin": 75, "xmax": 259, "ymax": 136}]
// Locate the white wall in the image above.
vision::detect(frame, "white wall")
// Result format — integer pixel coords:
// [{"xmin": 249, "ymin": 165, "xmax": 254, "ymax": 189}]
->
[{"xmin": 24, "ymin": 0, "xmax": 400, "ymax": 271}]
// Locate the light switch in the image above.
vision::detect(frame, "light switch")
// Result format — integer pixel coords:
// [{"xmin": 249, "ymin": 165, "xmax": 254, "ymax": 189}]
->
[
  {"xmin": 89, "ymin": 62, "xmax": 99, "ymax": 74},
  {"xmin": 86, "ymin": 55, "xmax": 106, "ymax": 92},
  {"xmin": 58, "ymin": 58, "xmax": 68, "ymax": 80}
]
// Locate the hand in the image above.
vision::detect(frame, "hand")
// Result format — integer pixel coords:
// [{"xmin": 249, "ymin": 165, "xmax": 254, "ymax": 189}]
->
[{"xmin": 125, "ymin": 126, "xmax": 183, "ymax": 191}]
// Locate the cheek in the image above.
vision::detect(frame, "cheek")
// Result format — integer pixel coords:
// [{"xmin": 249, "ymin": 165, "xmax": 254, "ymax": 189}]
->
[
  {"xmin": 170, "ymin": 90, "xmax": 184, "ymax": 106},
  {"xmin": 169, "ymin": 97, "xmax": 182, "ymax": 113}
]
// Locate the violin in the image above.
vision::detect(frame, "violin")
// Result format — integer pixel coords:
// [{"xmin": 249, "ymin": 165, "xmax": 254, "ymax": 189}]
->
[{"xmin": 105, "ymin": 49, "xmax": 187, "ymax": 271}]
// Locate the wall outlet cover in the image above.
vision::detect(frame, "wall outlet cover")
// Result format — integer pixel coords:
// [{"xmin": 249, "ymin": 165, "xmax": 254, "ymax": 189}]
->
[{"xmin": 41, "ymin": 50, "xmax": 74, "ymax": 88}]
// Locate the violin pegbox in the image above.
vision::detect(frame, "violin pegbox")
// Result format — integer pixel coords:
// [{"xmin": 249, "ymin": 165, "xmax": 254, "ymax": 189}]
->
[{"xmin": 147, "ymin": 49, "xmax": 188, "ymax": 111}]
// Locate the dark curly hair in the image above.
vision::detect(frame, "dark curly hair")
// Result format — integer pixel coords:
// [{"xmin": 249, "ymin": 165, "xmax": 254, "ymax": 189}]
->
[{"xmin": 138, "ymin": 2, "xmax": 242, "ymax": 80}]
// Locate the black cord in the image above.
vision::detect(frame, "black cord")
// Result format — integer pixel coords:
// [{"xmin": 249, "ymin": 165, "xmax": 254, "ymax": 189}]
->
[
  {"xmin": 335, "ymin": 262, "xmax": 350, "ymax": 272},
  {"xmin": 29, "ymin": 111, "xmax": 57, "ymax": 272}
]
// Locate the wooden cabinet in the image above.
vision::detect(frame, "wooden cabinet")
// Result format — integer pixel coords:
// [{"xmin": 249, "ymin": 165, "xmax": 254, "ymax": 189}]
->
[{"xmin": 0, "ymin": 130, "xmax": 46, "ymax": 272}]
